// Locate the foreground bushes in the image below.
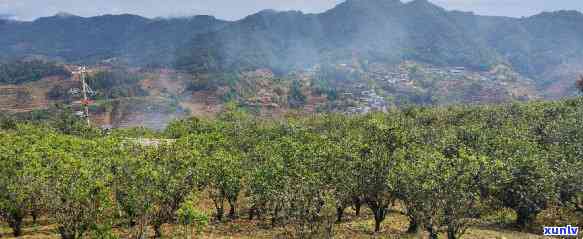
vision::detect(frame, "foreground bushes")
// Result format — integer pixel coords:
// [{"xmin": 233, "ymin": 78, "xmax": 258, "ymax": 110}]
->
[{"xmin": 1, "ymin": 98, "xmax": 582, "ymax": 238}]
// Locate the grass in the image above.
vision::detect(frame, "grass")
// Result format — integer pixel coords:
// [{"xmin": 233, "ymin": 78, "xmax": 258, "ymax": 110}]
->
[
  {"xmin": 1, "ymin": 209, "xmax": 558, "ymax": 239},
  {"xmin": 1, "ymin": 194, "xmax": 579, "ymax": 239}
]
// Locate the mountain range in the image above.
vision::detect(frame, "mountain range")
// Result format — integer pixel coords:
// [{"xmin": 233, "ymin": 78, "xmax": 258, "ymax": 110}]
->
[
  {"xmin": 2, "ymin": 0, "xmax": 583, "ymax": 85},
  {"xmin": 0, "ymin": 13, "xmax": 227, "ymax": 66}
]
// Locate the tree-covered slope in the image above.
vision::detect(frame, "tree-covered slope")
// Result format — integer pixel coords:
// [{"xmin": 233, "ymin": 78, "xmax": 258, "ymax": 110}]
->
[
  {"xmin": 2, "ymin": 0, "xmax": 583, "ymax": 84},
  {"xmin": 0, "ymin": 14, "xmax": 228, "ymax": 66},
  {"xmin": 177, "ymin": 0, "xmax": 503, "ymax": 73},
  {"xmin": 0, "ymin": 60, "xmax": 71, "ymax": 85},
  {"xmin": 176, "ymin": 0, "xmax": 583, "ymax": 81}
]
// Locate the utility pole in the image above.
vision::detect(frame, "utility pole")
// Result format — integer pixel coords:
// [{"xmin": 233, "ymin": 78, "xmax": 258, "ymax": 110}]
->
[{"xmin": 80, "ymin": 66, "xmax": 91, "ymax": 127}]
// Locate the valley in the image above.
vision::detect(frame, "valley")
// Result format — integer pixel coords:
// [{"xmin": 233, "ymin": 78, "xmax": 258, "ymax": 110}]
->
[
  {"xmin": 2, "ymin": 0, "xmax": 583, "ymax": 129},
  {"xmin": 0, "ymin": 59, "xmax": 546, "ymax": 129}
]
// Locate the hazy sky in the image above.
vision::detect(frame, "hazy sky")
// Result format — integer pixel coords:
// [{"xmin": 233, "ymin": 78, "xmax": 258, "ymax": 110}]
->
[{"xmin": 1, "ymin": 0, "xmax": 582, "ymax": 21}]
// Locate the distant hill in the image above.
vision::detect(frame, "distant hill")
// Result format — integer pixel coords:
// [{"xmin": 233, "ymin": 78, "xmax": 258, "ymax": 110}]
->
[
  {"xmin": 1, "ymin": 0, "xmax": 583, "ymax": 95},
  {"xmin": 0, "ymin": 14, "xmax": 15, "ymax": 20},
  {"xmin": 0, "ymin": 14, "xmax": 228, "ymax": 66},
  {"xmin": 176, "ymin": 0, "xmax": 583, "ymax": 81}
]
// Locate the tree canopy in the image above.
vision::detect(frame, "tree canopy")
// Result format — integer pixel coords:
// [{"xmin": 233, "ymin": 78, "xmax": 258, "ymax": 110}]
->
[{"xmin": 1, "ymin": 97, "xmax": 582, "ymax": 238}]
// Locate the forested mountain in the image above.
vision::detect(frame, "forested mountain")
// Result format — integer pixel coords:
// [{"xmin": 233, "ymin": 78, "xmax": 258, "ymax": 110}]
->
[
  {"xmin": 0, "ymin": 14, "xmax": 228, "ymax": 66},
  {"xmin": 176, "ymin": 0, "xmax": 583, "ymax": 80},
  {"xmin": 176, "ymin": 0, "xmax": 500, "ymax": 73},
  {"xmin": 2, "ymin": 0, "xmax": 583, "ymax": 84}
]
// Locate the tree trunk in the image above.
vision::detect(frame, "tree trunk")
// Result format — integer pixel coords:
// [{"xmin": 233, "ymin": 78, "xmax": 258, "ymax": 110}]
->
[
  {"xmin": 228, "ymin": 200, "xmax": 237, "ymax": 219},
  {"xmin": 271, "ymin": 206, "xmax": 280, "ymax": 227},
  {"xmin": 153, "ymin": 223, "xmax": 163, "ymax": 238},
  {"xmin": 31, "ymin": 209, "xmax": 39, "ymax": 224},
  {"xmin": 58, "ymin": 227, "xmax": 77, "ymax": 239},
  {"xmin": 427, "ymin": 224, "xmax": 439, "ymax": 239},
  {"xmin": 373, "ymin": 208, "xmax": 386, "ymax": 233},
  {"xmin": 352, "ymin": 197, "xmax": 362, "ymax": 217},
  {"xmin": 374, "ymin": 219, "xmax": 382, "ymax": 233},
  {"xmin": 8, "ymin": 213, "xmax": 24, "ymax": 237},
  {"xmin": 215, "ymin": 201, "xmax": 225, "ymax": 222},
  {"xmin": 248, "ymin": 206, "xmax": 256, "ymax": 220},
  {"xmin": 406, "ymin": 216, "xmax": 419, "ymax": 234},
  {"xmin": 354, "ymin": 204, "xmax": 361, "ymax": 217},
  {"xmin": 133, "ymin": 222, "xmax": 148, "ymax": 239},
  {"xmin": 216, "ymin": 207, "xmax": 224, "ymax": 222},
  {"xmin": 258, "ymin": 207, "xmax": 264, "ymax": 220},
  {"xmin": 212, "ymin": 195, "xmax": 225, "ymax": 222},
  {"xmin": 336, "ymin": 207, "xmax": 345, "ymax": 223},
  {"xmin": 447, "ymin": 225, "xmax": 458, "ymax": 239},
  {"xmin": 366, "ymin": 199, "xmax": 387, "ymax": 233},
  {"xmin": 516, "ymin": 209, "xmax": 536, "ymax": 228}
]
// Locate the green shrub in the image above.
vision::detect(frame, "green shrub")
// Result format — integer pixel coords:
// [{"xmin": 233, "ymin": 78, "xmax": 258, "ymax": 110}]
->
[{"xmin": 177, "ymin": 196, "xmax": 209, "ymax": 239}]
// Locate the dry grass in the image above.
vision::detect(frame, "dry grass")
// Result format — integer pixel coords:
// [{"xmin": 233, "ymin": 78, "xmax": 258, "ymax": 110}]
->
[
  {"xmin": 1, "ymin": 208, "xmax": 553, "ymax": 239},
  {"xmin": 2, "ymin": 193, "xmax": 577, "ymax": 239}
]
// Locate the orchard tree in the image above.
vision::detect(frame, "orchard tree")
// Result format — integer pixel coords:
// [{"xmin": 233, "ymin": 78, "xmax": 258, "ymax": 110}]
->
[
  {"xmin": 394, "ymin": 145, "xmax": 499, "ymax": 239},
  {"xmin": 490, "ymin": 125, "xmax": 557, "ymax": 228},
  {"xmin": 176, "ymin": 194, "xmax": 209, "ymax": 239},
  {"xmin": 248, "ymin": 121, "xmax": 336, "ymax": 235},
  {"xmin": 253, "ymin": 123, "xmax": 337, "ymax": 236},
  {"xmin": 0, "ymin": 125, "xmax": 52, "ymax": 237},
  {"xmin": 249, "ymin": 122, "xmax": 312, "ymax": 226},
  {"xmin": 248, "ymin": 139, "xmax": 287, "ymax": 224},
  {"xmin": 43, "ymin": 135, "xmax": 114, "ymax": 239},
  {"xmin": 165, "ymin": 117, "xmax": 212, "ymax": 139},
  {"xmin": 451, "ymin": 106, "xmax": 558, "ymax": 228},
  {"xmin": 205, "ymin": 148, "xmax": 243, "ymax": 221},
  {"xmin": 354, "ymin": 115, "xmax": 405, "ymax": 233},
  {"xmin": 189, "ymin": 131, "xmax": 244, "ymax": 221},
  {"xmin": 48, "ymin": 104, "xmax": 101, "ymax": 137},
  {"xmin": 393, "ymin": 148, "xmax": 440, "ymax": 237},
  {"xmin": 537, "ymin": 106, "xmax": 583, "ymax": 212},
  {"xmin": 311, "ymin": 115, "xmax": 363, "ymax": 222},
  {"xmin": 246, "ymin": 122, "xmax": 301, "ymax": 225},
  {"xmin": 498, "ymin": 155, "xmax": 556, "ymax": 228},
  {"xmin": 0, "ymin": 132, "xmax": 36, "ymax": 237},
  {"xmin": 146, "ymin": 142, "xmax": 199, "ymax": 238},
  {"xmin": 437, "ymin": 149, "xmax": 496, "ymax": 239},
  {"xmin": 112, "ymin": 140, "xmax": 198, "ymax": 238},
  {"xmin": 288, "ymin": 129, "xmax": 338, "ymax": 238}
]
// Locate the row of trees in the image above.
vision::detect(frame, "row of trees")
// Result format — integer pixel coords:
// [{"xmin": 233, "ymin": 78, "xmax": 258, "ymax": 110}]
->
[
  {"xmin": 1, "ymin": 98, "xmax": 582, "ymax": 239},
  {"xmin": 86, "ymin": 70, "xmax": 149, "ymax": 100},
  {"xmin": 0, "ymin": 60, "xmax": 70, "ymax": 85}
]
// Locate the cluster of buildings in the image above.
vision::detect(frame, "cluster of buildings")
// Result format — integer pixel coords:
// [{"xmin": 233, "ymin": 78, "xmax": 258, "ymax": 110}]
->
[
  {"xmin": 346, "ymin": 89, "xmax": 388, "ymax": 114},
  {"xmin": 242, "ymin": 68, "xmax": 275, "ymax": 80},
  {"xmin": 247, "ymin": 89, "xmax": 280, "ymax": 108},
  {"xmin": 366, "ymin": 63, "xmax": 412, "ymax": 86}
]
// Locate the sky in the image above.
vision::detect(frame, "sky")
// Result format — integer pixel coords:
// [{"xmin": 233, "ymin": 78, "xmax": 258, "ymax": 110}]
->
[{"xmin": 1, "ymin": 0, "xmax": 582, "ymax": 21}]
